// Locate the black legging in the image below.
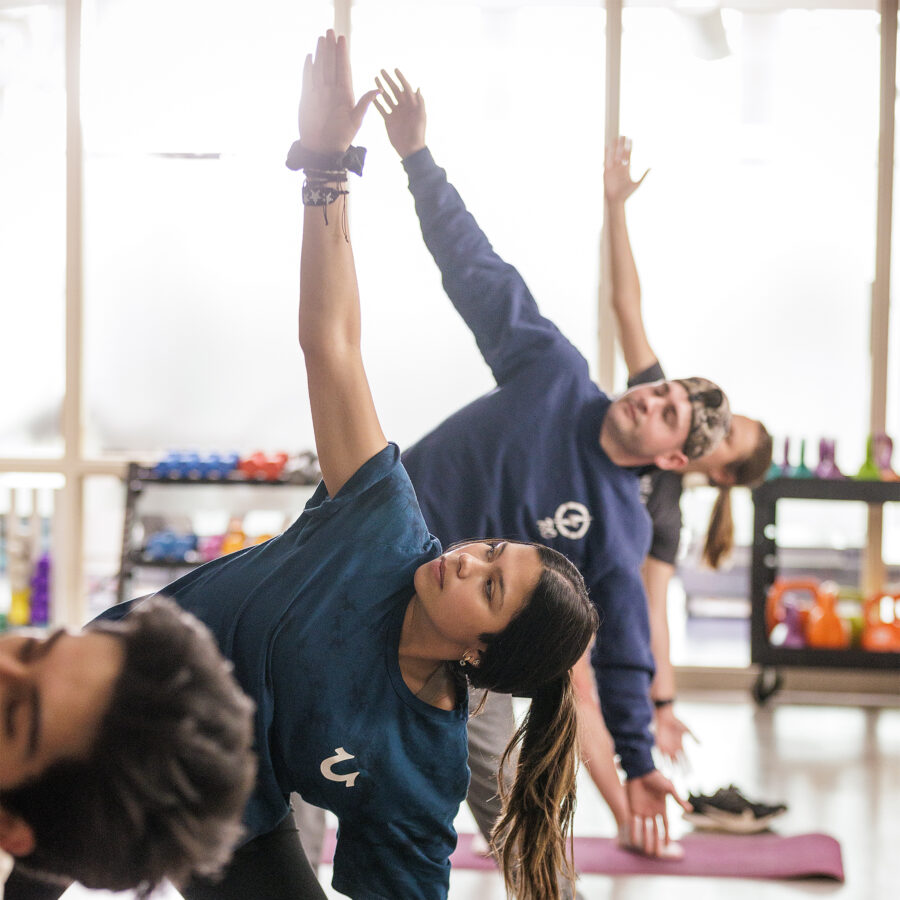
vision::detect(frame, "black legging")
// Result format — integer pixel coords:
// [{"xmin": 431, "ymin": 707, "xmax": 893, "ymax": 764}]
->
[
  {"xmin": 5, "ymin": 814, "xmax": 325, "ymax": 900},
  {"xmin": 182, "ymin": 813, "xmax": 326, "ymax": 900}
]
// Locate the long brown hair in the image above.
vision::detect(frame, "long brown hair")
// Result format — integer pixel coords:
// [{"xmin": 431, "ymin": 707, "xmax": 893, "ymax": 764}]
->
[
  {"xmin": 461, "ymin": 543, "xmax": 597, "ymax": 900},
  {"xmin": 703, "ymin": 421, "xmax": 773, "ymax": 567}
]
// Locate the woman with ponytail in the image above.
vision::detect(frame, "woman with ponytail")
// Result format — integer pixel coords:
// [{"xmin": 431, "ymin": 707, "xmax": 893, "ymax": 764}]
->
[
  {"xmin": 604, "ymin": 136, "xmax": 773, "ymax": 769},
  {"xmin": 69, "ymin": 33, "xmax": 598, "ymax": 900}
]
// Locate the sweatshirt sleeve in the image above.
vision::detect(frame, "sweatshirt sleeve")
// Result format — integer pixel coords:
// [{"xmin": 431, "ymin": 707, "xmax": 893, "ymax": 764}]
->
[
  {"xmin": 589, "ymin": 565, "xmax": 657, "ymax": 779},
  {"xmin": 402, "ymin": 147, "xmax": 568, "ymax": 385}
]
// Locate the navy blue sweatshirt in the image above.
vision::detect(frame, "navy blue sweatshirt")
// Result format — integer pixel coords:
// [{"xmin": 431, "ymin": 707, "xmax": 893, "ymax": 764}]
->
[{"xmin": 400, "ymin": 148, "xmax": 656, "ymax": 778}]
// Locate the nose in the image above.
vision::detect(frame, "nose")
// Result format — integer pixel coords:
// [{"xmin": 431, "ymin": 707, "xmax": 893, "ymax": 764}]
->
[
  {"xmin": 456, "ymin": 552, "xmax": 483, "ymax": 578},
  {"xmin": 643, "ymin": 392, "xmax": 664, "ymax": 414}
]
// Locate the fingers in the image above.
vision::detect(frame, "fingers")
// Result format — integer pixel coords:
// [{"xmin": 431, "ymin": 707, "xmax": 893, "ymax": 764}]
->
[
  {"xmin": 645, "ymin": 815, "xmax": 660, "ymax": 856},
  {"xmin": 302, "ymin": 53, "xmax": 313, "ymax": 95},
  {"xmin": 372, "ymin": 94, "xmax": 390, "ymax": 120},
  {"xmin": 379, "ymin": 68, "xmax": 402, "ymax": 100},
  {"xmin": 394, "ymin": 68, "xmax": 415, "ymax": 95},
  {"xmin": 312, "ymin": 34, "xmax": 326, "ymax": 88},
  {"xmin": 334, "ymin": 33, "xmax": 351, "ymax": 89},
  {"xmin": 374, "ymin": 76, "xmax": 397, "ymax": 109},
  {"xmin": 672, "ymin": 787, "xmax": 693, "ymax": 813},
  {"xmin": 378, "ymin": 68, "xmax": 422, "ymax": 108},
  {"xmin": 352, "ymin": 89, "xmax": 381, "ymax": 129},
  {"xmin": 629, "ymin": 814, "xmax": 641, "ymax": 850}
]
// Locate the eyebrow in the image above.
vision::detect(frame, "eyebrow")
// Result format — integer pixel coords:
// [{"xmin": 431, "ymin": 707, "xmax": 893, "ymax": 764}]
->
[
  {"xmin": 493, "ymin": 542, "xmax": 507, "ymax": 609},
  {"xmin": 24, "ymin": 630, "xmax": 64, "ymax": 759}
]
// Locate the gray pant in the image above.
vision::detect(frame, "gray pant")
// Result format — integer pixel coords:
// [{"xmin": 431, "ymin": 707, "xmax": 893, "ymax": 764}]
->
[{"xmin": 293, "ymin": 688, "xmax": 581, "ymax": 898}]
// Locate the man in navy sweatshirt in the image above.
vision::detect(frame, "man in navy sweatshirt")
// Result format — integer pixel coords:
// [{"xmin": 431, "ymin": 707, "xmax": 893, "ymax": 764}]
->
[{"xmin": 366, "ymin": 70, "xmax": 731, "ymax": 861}]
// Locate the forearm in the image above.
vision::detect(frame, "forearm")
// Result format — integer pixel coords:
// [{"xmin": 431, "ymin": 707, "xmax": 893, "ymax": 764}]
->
[
  {"xmin": 606, "ymin": 200, "xmax": 656, "ymax": 376},
  {"xmin": 590, "ymin": 575, "xmax": 656, "ymax": 778},
  {"xmin": 642, "ymin": 557, "xmax": 676, "ymax": 701},
  {"xmin": 298, "ymin": 201, "xmax": 360, "ymax": 354},
  {"xmin": 403, "ymin": 148, "xmax": 559, "ymax": 381},
  {"xmin": 572, "ymin": 652, "xmax": 629, "ymax": 827},
  {"xmin": 299, "ymin": 197, "xmax": 387, "ymax": 496}
]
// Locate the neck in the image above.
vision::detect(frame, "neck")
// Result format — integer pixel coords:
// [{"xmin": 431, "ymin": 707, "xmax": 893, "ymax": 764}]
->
[
  {"xmin": 598, "ymin": 424, "xmax": 651, "ymax": 469},
  {"xmin": 398, "ymin": 597, "xmax": 465, "ymax": 708},
  {"xmin": 398, "ymin": 596, "xmax": 463, "ymax": 683}
]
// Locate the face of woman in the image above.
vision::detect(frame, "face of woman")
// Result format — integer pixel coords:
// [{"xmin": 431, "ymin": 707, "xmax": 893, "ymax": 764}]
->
[
  {"xmin": 412, "ymin": 541, "xmax": 542, "ymax": 657},
  {"xmin": 701, "ymin": 414, "xmax": 760, "ymax": 484}
]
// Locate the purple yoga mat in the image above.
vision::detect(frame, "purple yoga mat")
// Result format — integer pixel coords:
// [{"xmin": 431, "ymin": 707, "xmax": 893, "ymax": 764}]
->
[{"xmin": 321, "ymin": 830, "xmax": 844, "ymax": 881}]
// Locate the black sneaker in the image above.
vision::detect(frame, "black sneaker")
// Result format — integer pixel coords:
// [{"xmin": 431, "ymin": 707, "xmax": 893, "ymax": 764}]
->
[{"xmin": 684, "ymin": 784, "xmax": 787, "ymax": 834}]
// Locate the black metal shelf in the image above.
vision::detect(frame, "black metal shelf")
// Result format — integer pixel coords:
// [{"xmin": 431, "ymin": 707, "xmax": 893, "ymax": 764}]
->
[
  {"xmin": 117, "ymin": 459, "xmax": 319, "ymax": 603},
  {"xmin": 754, "ymin": 477, "xmax": 900, "ymax": 505},
  {"xmin": 126, "ymin": 552, "xmax": 202, "ymax": 569},
  {"xmin": 749, "ymin": 476, "xmax": 900, "ymax": 701}
]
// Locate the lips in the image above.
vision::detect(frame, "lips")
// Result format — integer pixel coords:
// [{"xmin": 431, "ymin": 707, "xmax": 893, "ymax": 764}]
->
[{"xmin": 434, "ymin": 556, "xmax": 445, "ymax": 588}]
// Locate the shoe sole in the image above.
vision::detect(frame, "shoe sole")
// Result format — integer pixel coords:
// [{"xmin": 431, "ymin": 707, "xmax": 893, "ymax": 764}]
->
[{"xmin": 683, "ymin": 809, "xmax": 786, "ymax": 835}]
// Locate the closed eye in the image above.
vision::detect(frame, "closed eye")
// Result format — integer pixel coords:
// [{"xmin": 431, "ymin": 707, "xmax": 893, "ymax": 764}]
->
[{"xmin": 4, "ymin": 697, "xmax": 20, "ymax": 742}]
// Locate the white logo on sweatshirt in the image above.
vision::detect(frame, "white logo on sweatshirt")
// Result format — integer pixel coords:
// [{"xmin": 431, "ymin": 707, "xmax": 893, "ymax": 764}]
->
[
  {"xmin": 537, "ymin": 502, "xmax": 592, "ymax": 540},
  {"xmin": 320, "ymin": 747, "xmax": 359, "ymax": 787}
]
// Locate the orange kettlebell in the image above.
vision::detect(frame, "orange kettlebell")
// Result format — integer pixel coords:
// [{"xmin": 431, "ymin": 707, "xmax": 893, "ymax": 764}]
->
[
  {"xmin": 766, "ymin": 578, "xmax": 820, "ymax": 636},
  {"xmin": 805, "ymin": 582, "xmax": 850, "ymax": 649},
  {"xmin": 861, "ymin": 592, "xmax": 900, "ymax": 652}
]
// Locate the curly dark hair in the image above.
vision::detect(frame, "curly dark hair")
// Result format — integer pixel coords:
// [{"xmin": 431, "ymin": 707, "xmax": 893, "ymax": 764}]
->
[{"xmin": 0, "ymin": 597, "xmax": 257, "ymax": 897}]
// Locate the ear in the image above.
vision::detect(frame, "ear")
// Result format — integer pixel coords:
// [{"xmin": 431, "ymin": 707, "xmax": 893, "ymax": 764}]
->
[
  {"xmin": 463, "ymin": 648, "xmax": 484, "ymax": 668},
  {"xmin": 0, "ymin": 808, "xmax": 36, "ymax": 858},
  {"xmin": 709, "ymin": 465, "xmax": 737, "ymax": 487},
  {"xmin": 654, "ymin": 450, "xmax": 689, "ymax": 472}
]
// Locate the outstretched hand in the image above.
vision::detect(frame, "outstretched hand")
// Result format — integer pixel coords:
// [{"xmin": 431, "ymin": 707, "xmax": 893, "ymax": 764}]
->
[
  {"xmin": 624, "ymin": 768, "xmax": 692, "ymax": 856},
  {"xmin": 655, "ymin": 706, "xmax": 697, "ymax": 764},
  {"xmin": 373, "ymin": 68, "xmax": 426, "ymax": 160},
  {"xmin": 299, "ymin": 30, "xmax": 379, "ymax": 154},
  {"xmin": 604, "ymin": 136, "xmax": 649, "ymax": 204}
]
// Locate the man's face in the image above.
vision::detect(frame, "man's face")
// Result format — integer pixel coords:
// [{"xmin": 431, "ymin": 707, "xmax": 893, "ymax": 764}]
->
[
  {"xmin": 0, "ymin": 629, "xmax": 123, "ymax": 791},
  {"xmin": 605, "ymin": 379, "xmax": 692, "ymax": 468}
]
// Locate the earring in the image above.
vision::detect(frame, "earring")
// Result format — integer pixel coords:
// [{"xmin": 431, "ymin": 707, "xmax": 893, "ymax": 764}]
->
[{"xmin": 459, "ymin": 652, "xmax": 480, "ymax": 668}]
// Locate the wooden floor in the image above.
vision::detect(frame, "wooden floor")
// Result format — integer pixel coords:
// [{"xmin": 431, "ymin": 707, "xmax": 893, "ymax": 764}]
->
[{"xmin": 51, "ymin": 690, "xmax": 900, "ymax": 900}]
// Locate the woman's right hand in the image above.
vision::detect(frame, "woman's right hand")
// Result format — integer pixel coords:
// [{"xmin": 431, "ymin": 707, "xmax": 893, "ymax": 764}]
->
[
  {"xmin": 299, "ymin": 30, "xmax": 379, "ymax": 155},
  {"xmin": 604, "ymin": 136, "xmax": 648, "ymax": 204}
]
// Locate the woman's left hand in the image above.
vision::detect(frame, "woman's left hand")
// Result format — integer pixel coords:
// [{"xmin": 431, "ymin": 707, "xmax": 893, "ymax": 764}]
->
[{"xmin": 299, "ymin": 29, "xmax": 379, "ymax": 154}]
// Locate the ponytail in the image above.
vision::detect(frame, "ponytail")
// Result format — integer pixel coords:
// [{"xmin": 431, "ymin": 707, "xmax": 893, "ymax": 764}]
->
[
  {"xmin": 491, "ymin": 674, "xmax": 579, "ymax": 900},
  {"xmin": 459, "ymin": 541, "xmax": 596, "ymax": 898},
  {"xmin": 702, "ymin": 486, "xmax": 733, "ymax": 568},
  {"xmin": 703, "ymin": 420, "xmax": 773, "ymax": 569}
]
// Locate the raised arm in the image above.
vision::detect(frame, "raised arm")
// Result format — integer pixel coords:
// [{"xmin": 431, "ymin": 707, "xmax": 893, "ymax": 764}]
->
[
  {"xmin": 296, "ymin": 31, "xmax": 385, "ymax": 497},
  {"xmin": 604, "ymin": 137, "xmax": 657, "ymax": 377},
  {"xmin": 374, "ymin": 69, "xmax": 567, "ymax": 386}
]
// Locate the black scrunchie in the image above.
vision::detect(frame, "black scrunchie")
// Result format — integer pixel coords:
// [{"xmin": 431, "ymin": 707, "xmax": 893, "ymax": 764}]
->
[{"xmin": 285, "ymin": 142, "xmax": 366, "ymax": 176}]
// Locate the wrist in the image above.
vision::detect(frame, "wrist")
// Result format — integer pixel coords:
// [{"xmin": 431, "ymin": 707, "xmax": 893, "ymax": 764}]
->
[{"xmin": 398, "ymin": 141, "xmax": 426, "ymax": 161}]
